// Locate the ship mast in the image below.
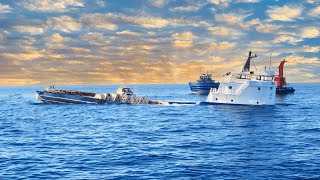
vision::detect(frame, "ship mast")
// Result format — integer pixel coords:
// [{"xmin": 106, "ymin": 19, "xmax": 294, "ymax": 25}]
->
[
  {"xmin": 242, "ymin": 51, "xmax": 257, "ymax": 72},
  {"xmin": 210, "ymin": 53, "xmax": 213, "ymax": 75}
]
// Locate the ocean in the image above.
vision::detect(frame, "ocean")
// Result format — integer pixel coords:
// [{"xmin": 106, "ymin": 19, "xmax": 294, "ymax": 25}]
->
[{"xmin": 0, "ymin": 84, "xmax": 319, "ymax": 179}]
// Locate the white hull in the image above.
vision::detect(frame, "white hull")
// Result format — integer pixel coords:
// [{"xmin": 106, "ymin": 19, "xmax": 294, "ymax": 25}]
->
[
  {"xmin": 206, "ymin": 74, "xmax": 276, "ymax": 106},
  {"xmin": 206, "ymin": 51, "xmax": 277, "ymax": 106}
]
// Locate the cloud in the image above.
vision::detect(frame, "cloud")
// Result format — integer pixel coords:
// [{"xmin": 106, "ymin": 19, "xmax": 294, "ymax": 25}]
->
[
  {"xmin": 47, "ymin": 16, "xmax": 81, "ymax": 32},
  {"xmin": 267, "ymin": 5, "xmax": 303, "ymax": 21},
  {"xmin": 0, "ymin": 3, "xmax": 12, "ymax": 13},
  {"xmin": 116, "ymin": 30, "xmax": 139, "ymax": 36},
  {"xmin": 172, "ymin": 40, "xmax": 192, "ymax": 48},
  {"xmin": 273, "ymin": 35, "xmax": 301, "ymax": 44},
  {"xmin": 169, "ymin": 2, "xmax": 205, "ymax": 12},
  {"xmin": 80, "ymin": 32, "xmax": 109, "ymax": 46},
  {"xmin": 171, "ymin": 32, "xmax": 197, "ymax": 39},
  {"xmin": 301, "ymin": 27, "xmax": 320, "ymax": 39},
  {"xmin": 285, "ymin": 55, "xmax": 319, "ymax": 65},
  {"xmin": 2, "ymin": 51, "xmax": 44, "ymax": 60},
  {"xmin": 15, "ymin": 25, "xmax": 46, "ymax": 34},
  {"xmin": 19, "ymin": 0, "xmax": 84, "ymax": 12},
  {"xmin": 255, "ymin": 23, "xmax": 280, "ymax": 33},
  {"xmin": 215, "ymin": 12, "xmax": 252, "ymax": 26},
  {"xmin": 303, "ymin": 46, "xmax": 320, "ymax": 53},
  {"xmin": 308, "ymin": 6, "xmax": 320, "ymax": 17},
  {"xmin": 80, "ymin": 14, "xmax": 117, "ymax": 30},
  {"xmin": 147, "ymin": 0, "xmax": 167, "ymax": 8},
  {"xmin": 209, "ymin": 0, "xmax": 260, "ymax": 7},
  {"xmin": 208, "ymin": 26, "xmax": 244, "ymax": 39},
  {"xmin": 45, "ymin": 33, "xmax": 68, "ymax": 43}
]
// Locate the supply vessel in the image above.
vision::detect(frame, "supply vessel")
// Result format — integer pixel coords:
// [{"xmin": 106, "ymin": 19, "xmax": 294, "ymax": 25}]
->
[{"xmin": 274, "ymin": 59, "xmax": 295, "ymax": 94}]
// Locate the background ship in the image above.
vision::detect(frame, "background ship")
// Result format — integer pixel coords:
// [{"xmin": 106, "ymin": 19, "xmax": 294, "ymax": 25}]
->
[
  {"xmin": 189, "ymin": 53, "xmax": 219, "ymax": 94},
  {"xmin": 274, "ymin": 59, "xmax": 295, "ymax": 94},
  {"xmin": 188, "ymin": 73, "xmax": 219, "ymax": 94}
]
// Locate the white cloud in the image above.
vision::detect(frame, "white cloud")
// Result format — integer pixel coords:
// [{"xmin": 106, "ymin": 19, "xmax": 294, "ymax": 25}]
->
[
  {"xmin": 236, "ymin": 0, "xmax": 260, "ymax": 2},
  {"xmin": 308, "ymin": 6, "xmax": 320, "ymax": 17},
  {"xmin": 305, "ymin": 0, "xmax": 317, "ymax": 4},
  {"xmin": 267, "ymin": 5, "xmax": 303, "ymax": 21},
  {"xmin": 170, "ymin": 2, "xmax": 205, "ymax": 12},
  {"xmin": 20, "ymin": 0, "xmax": 84, "ymax": 12},
  {"xmin": 148, "ymin": 0, "xmax": 167, "ymax": 8},
  {"xmin": 47, "ymin": 16, "xmax": 81, "ymax": 32},
  {"xmin": 0, "ymin": 3, "xmax": 12, "ymax": 13},
  {"xmin": 209, "ymin": 0, "xmax": 260, "ymax": 7},
  {"xmin": 116, "ymin": 30, "xmax": 139, "ymax": 36}
]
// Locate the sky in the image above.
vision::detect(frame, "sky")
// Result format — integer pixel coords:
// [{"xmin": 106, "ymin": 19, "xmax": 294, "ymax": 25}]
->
[{"xmin": 0, "ymin": 0, "xmax": 319, "ymax": 85}]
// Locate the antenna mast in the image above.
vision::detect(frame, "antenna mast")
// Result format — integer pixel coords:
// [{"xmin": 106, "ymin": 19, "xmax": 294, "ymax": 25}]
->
[
  {"xmin": 269, "ymin": 53, "xmax": 272, "ymax": 70},
  {"xmin": 210, "ymin": 53, "xmax": 213, "ymax": 75}
]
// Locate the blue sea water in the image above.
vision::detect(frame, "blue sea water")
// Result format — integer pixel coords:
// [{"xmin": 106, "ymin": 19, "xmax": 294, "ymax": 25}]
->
[{"xmin": 0, "ymin": 84, "xmax": 320, "ymax": 179}]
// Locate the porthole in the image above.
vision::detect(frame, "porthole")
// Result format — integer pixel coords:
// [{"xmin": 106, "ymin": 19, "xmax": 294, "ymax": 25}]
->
[
  {"xmin": 258, "ymin": 87, "xmax": 261, "ymax": 91},
  {"xmin": 229, "ymin": 86, "xmax": 232, "ymax": 89},
  {"xmin": 257, "ymin": 102, "xmax": 259, "ymax": 104},
  {"xmin": 215, "ymin": 98, "xmax": 218, "ymax": 101},
  {"xmin": 231, "ymin": 100, "xmax": 233, "ymax": 102},
  {"xmin": 270, "ymin": 87, "xmax": 273, "ymax": 90}
]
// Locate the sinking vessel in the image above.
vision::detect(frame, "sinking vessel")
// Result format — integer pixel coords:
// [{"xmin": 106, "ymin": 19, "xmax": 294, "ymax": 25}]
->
[
  {"xmin": 36, "ymin": 86, "xmax": 156, "ymax": 104},
  {"xmin": 206, "ymin": 51, "xmax": 276, "ymax": 105},
  {"xmin": 188, "ymin": 73, "xmax": 219, "ymax": 94},
  {"xmin": 274, "ymin": 59, "xmax": 295, "ymax": 94},
  {"xmin": 36, "ymin": 85, "xmax": 105, "ymax": 104}
]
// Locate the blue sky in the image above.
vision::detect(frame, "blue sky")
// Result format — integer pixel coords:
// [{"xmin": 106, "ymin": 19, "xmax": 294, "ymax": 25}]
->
[{"xmin": 0, "ymin": 0, "xmax": 319, "ymax": 85}]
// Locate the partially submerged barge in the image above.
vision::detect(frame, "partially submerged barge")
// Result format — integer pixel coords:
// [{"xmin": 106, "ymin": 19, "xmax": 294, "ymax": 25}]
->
[{"xmin": 36, "ymin": 86, "xmax": 166, "ymax": 105}]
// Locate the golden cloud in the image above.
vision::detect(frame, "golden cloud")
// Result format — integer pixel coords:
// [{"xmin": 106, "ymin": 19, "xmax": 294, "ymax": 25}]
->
[
  {"xmin": 172, "ymin": 40, "xmax": 193, "ymax": 48},
  {"xmin": 15, "ymin": 25, "xmax": 46, "ymax": 34},
  {"xmin": 303, "ymin": 46, "xmax": 320, "ymax": 53},
  {"xmin": 171, "ymin": 32, "xmax": 197, "ymax": 39},
  {"xmin": 267, "ymin": 5, "xmax": 303, "ymax": 21},
  {"xmin": 301, "ymin": 27, "xmax": 320, "ymax": 39}
]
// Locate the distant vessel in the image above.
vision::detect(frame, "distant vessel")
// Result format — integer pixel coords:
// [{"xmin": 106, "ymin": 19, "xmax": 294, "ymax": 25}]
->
[
  {"xmin": 188, "ymin": 73, "xmax": 220, "ymax": 94},
  {"xmin": 206, "ymin": 51, "xmax": 276, "ymax": 105},
  {"xmin": 274, "ymin": 59, "xmax": 295, "ymax": 94}
]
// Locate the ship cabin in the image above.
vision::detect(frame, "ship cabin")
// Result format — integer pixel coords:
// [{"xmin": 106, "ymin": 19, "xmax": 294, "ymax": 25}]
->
[
  {"xmin": 198, "ymin": 73, "xmax": 213, "ymax": 82},
  {"xmin": 232, "ymin": 70, "xmax": 275, "ymax": 82},
  {"xmin": 116, "ymin": 87, "xmax": 134, "ymax": 96}
]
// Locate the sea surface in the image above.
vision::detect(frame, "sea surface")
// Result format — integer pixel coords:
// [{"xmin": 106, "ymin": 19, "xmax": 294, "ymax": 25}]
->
[{"xmin": 0, "ymin": 84, "xmax": 319, "ymax": 179}]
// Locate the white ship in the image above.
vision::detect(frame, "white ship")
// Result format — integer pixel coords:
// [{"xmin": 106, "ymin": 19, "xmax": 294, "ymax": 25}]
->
[{"xmin": 206, "ymin": 51, "xmax": 276, "ymax": 105}]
